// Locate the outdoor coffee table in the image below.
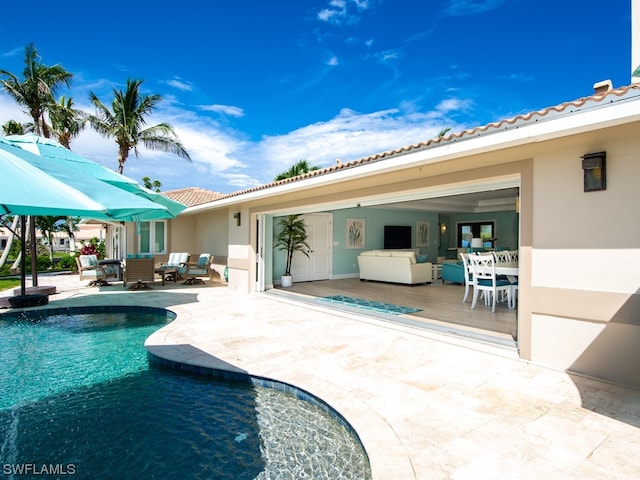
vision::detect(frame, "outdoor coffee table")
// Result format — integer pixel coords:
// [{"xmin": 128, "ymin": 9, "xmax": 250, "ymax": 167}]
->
[{"xmin": 155, "ymin": 267, "xmax": 178, "ymax": 285}]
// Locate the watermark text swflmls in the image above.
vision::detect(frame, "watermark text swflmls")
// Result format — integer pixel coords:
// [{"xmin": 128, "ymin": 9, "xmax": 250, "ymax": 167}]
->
[{"xmin": 2, "ymin": 463, "xmax": 76, "ymax": 476}]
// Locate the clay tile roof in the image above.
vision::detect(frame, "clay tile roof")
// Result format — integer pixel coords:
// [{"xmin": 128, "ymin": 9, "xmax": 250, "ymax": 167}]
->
[{"xmin": 162, "ymin": 187, "xmax": 225, "ymax": 207}]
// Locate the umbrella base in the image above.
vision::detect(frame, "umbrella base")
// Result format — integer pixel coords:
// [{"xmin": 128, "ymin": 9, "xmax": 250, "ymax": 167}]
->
[
  {"xmin": 13, "ymin": 285, "xmax": 57, "ymax": 296},
  {"xmin": 127, "ymin": 280, "xmax": 152, "ymax": 290},
  {"xmin": 1, "ymin": 294, "xmax": 49, "ymax": 309}
]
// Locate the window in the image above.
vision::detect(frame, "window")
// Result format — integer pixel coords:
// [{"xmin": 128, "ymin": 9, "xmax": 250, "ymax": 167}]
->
[
  {"xmin": 457, "ymin": 221, "xmax": 495, "ymax": 248},
  {"xmin": 138, "ymin": 221, "xmax": 166, "ymax": 254}
]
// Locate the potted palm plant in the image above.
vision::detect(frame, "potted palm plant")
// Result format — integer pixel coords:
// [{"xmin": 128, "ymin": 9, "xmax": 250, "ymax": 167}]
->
[{"xmin": 274, "ymin": 214, "xmax": 310, "ymax": 287}]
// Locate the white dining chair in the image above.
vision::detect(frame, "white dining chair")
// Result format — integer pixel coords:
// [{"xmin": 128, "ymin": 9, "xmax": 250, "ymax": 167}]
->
[
  {"xmin": 492, "ymin": 250, "xmax": 512, "ymax": 302},
  {"xmin": 468, "ymin": 253, "xmax": 512, "ymax": 312},
  {"xmin": 509, "ymin": 283, "xmax": 519, "ymax": 309},
  {"xmin": 492, "ymin": 250, "xmax": 510, "ymax": 264},
  {"xmin": 459, "ymin": 252, "xmax": 474, "ymax": 303}
]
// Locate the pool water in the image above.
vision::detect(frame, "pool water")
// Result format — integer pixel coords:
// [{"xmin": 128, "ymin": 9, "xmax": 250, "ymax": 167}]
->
[{"xmin": 0, "ymin": 307, "xmax": 371, "ymax": 479}]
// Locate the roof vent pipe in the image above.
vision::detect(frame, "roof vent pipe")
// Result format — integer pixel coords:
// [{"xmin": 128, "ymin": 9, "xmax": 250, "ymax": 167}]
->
[{"xmin": 593, "ymin": 80, "xmax": 613, "ymax": 94}]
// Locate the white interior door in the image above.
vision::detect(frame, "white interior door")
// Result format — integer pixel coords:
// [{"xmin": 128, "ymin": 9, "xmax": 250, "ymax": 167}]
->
[{"xmin": 291, "ymin": 213, "xmax": 332, "ymax": 282}]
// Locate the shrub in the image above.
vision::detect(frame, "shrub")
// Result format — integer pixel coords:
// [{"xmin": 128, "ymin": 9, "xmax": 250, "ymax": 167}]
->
[
  {"xmin": 58, "ymin": 254, "xmax": 77, "ymax": 272},
  {"xmin": 21, "ymin": 256, "xmax": 52, "ymax": 273},
  {"xmin": 79, "ymin": 237, "xmax": 106, "ymax": 259}
]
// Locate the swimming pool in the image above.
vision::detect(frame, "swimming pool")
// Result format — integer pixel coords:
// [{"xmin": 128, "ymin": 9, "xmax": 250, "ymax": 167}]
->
[{"xmin": 0, "ymin": 306, "xmax": 371, "ymax": 479}]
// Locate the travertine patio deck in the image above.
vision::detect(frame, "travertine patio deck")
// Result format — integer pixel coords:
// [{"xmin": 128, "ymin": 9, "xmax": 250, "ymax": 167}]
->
[{"xmin": 2, "ymin": 274, "xmax": 639, "ymax": 479}]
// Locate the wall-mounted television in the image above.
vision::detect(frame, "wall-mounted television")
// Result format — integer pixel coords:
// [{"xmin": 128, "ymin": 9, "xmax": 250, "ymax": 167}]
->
[{"xmin": 384, "ymin": 225, "xmax": 412, "ymax": 249}]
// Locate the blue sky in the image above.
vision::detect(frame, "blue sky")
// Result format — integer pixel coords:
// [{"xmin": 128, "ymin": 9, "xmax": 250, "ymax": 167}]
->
[{"xmin": 0, "ymin": 0, "xmax": 633, "ymax": 194}]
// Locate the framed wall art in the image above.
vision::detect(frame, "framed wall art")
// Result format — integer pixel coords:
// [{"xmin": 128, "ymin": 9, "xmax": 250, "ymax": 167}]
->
[
  {"xmin": 346, "ymin": 218, "xmax": 365, "ymax": 249},
  {"xmin": 416, "ymin": 221, "xmax": 430, "ymax": 247}
]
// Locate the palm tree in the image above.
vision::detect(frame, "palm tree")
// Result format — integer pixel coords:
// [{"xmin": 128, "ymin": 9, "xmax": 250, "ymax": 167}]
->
[
  {"xmin": 35, "ymin": 216, "xmax": 67, "ymax": 265},
  {"xmin": 275, "ymin": 159, "xmax": 320, "ymax": 181},
  {"xmin": 0, "ymin": 43, "xmax": 72, "ymax": 138},
  {"xmin": 87, "ymin": 78, "xmax": 191, "ymax": 174},
  {"xmin": 142, "ymin": 176, "xmax": 162, "ymax": 192},
  {"xmin": 49, "ymin": 96, "xmax": 85, "ymax": 148},
  {"xmin": 2, "ymin": 119, "xmax": 31, "ymax": 136},
  {"xmin": 438, "ymin": 127, "xmax": 451, "ymax": 138},
  {"xmin": 0, "ymin": 43, "xmax": 72, "ymax": 286}
]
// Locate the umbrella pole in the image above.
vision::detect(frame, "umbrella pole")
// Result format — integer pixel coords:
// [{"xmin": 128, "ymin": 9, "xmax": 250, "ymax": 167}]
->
[
  {"xmin": 30, "ymin": 216, "xmax": 38, "ymax": 287},
  {"xmin": 20, "ymin": 216, "xmax": 26, "ymax": 296},
  {"xmin": 6, "ymin": 214, "xmax": 48, "ymax": 308}
]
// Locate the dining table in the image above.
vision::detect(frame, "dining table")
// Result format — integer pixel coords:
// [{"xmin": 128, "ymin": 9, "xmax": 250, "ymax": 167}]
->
[
  {"xmin": 494, "ymin": 261, "xmax": 519, "ymax": 276},
  {"xmin": 494, "ymin": 261, "xmax": 519, "ymax": 309}
]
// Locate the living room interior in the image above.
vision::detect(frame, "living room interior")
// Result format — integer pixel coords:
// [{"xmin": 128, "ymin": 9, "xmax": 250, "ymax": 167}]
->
[{"xmin": 270, "ymin": 186, "xmax": 520, "ymax": 344}]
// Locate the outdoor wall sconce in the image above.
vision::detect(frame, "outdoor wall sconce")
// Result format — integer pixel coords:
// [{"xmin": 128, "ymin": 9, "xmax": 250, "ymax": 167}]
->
[
  {"xmin": 581, "ymin": 151, "xmax": 606, "ymax": 192},
  {"xmin": 233, "ymin": 212, "xmax": 241, "ymax": 226}
]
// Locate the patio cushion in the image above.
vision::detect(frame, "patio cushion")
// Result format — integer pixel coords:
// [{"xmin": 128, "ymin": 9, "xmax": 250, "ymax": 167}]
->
[
  {"xmin": 81, "ymin": 269, "xmax": 102, "ymax": 279},
  {"xmin": 79, "ymin": 255, "xmax": 98, "ymax": 268}
]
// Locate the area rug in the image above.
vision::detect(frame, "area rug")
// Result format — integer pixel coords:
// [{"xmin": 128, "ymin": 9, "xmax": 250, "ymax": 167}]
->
[{"xmin": 319, "ymin": 295, "xmax": 422, "ymax": 315}]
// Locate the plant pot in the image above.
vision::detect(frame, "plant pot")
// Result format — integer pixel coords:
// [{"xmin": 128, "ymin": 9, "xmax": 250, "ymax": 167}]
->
[{"xmin": 281, "ymin": 275, "xmax": 293, "ymax": 288}]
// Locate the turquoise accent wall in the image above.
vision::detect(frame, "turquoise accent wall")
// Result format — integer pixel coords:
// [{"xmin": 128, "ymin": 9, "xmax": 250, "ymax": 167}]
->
[{"xmin": 331, "ymin": 208, "xmax": 439, "ymax": 276}]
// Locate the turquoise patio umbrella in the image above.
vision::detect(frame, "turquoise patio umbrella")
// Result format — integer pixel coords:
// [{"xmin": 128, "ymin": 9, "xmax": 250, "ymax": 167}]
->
[
  {"xmin": 5, "ymin": 134, "xmax": 186, "ymax": 220},
  {"xmin": 0, "ymin": 140, "xmax": 115, "ymax": 301},
  {"xmin": 0, "ymin": 142, "xmax": 107, "ymax": 217},
  {"xmin": 0, "ymin": 137, "xmax": 171, "ymax": 221}
]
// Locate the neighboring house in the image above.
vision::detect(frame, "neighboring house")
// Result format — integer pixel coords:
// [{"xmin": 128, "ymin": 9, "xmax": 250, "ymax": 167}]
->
[
  {"xmin": 0, "ymin": 223, "xmax": 105, "ymax": 255},
  {"xmin": 131, "ymin": 81, "xmax": 640, "ymax": 390}
]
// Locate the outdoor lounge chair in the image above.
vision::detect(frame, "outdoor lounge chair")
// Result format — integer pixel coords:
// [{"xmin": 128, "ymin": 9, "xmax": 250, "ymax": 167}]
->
[
  {"xmin": 76, "ymin": 254, "xmax": 118, "ymax": 286},
  {"xmin": 183, "ymin": 253, "xmax": 213, "ymax": 285},
  {"xmin": 156, "ymin": 252, "xmax": 190, "ymax": 283},
  {"xmin": 124, "ymin": 255, "xmax": 155, "ymax": 289}
]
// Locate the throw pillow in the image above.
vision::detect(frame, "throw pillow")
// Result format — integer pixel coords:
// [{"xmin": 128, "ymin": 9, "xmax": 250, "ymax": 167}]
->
[{"xmin": 417, "ymin": 254, "xmax": 428, "ymax": 263}]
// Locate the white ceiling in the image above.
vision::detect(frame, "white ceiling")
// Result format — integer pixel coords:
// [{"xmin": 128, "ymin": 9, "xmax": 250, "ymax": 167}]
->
[{"xmin": 373, "ymin": 187, "xmax": 519, "ymax": 214}]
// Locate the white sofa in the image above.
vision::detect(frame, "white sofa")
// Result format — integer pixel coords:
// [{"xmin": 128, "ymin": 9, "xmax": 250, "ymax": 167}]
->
[{"xmin": 357, "ymin": 250, "xmax": 434, "ymax": 285}]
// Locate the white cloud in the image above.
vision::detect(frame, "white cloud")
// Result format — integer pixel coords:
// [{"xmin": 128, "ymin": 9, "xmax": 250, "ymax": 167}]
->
[
  {"xmin": 198, "ymin": 104, "xmax": 245, "ymax": 118},
  {"xmin": 445, "ymin": 0, "xmax": 510, "ymax": 16},
  {"xmin": 253, "ymin": 106, "xmax": 464, "ymax": 182},
  {"xmin": 0, "ymin": 90, "xmax": 472, "ymax": 194},
  {"xmin": 327, "ymin": 56, "xmax": 339, "ymax": 66},
  {"xmin": 375, "ymin": 49, "xmax": 403, "ymax": 63},
  {"xmin": 435, "ymin": 98, "xmax": 473, "ymax": 114},
  {"xmin": 317, "ymin": 0, "xmax": 371, "ymax": 25},
  {"xmin": 165, "ymin": 77, "xmax": 193, "ymax": 91},
  {"xmin": 1, "ymin": 46, "xmax": 24, "ymax": 58}
]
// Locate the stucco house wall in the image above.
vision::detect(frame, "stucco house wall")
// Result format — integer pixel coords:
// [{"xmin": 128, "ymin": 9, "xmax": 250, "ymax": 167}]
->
[{"xmin": 528, "ymin": 123, "xmax": 640, "ymax": 387}]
